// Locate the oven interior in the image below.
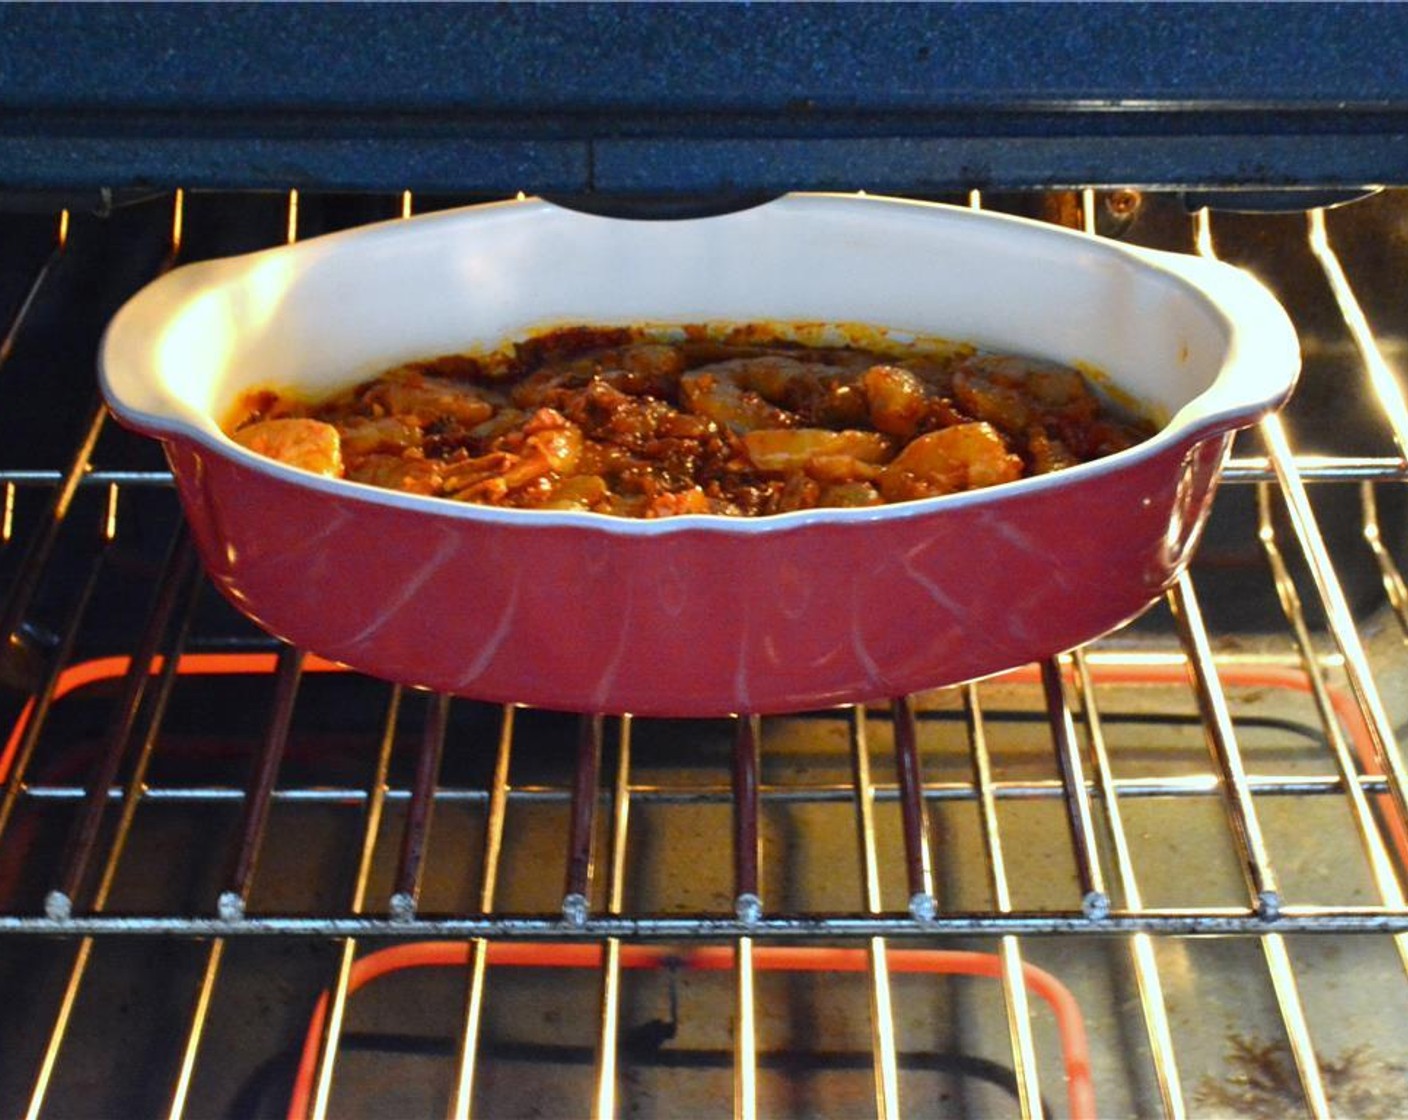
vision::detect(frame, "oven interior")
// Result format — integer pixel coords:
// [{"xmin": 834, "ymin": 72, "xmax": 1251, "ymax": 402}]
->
[
  {"xmin": 0, "ymin": 183, "xmax": 1406, "ymax": 1120},
  {"xmin": 4, "ymin": 9, "xmax": 1408, "ymax": 1120}
]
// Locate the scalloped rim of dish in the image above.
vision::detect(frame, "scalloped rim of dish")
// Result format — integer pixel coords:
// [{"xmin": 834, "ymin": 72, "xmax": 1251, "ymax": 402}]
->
[{"xmin": 99, "ymin": 193, "xmax": 1299, "ymax": 537}]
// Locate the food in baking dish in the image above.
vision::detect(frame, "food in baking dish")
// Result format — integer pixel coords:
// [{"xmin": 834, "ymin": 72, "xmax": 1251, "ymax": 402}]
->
[
  {"xmin": 99, "ymin": 193, "xmax": 1300, "ymax": 714},
  {"xmin": 228, "ymin": 325, "xmax": 1154, "ymax": 518}
]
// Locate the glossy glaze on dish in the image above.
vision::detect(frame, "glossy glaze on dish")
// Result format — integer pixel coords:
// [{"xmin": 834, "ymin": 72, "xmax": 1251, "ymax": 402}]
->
[
  {"xmin": 99, "ymin": 194, "xmax": 1299, "ymax": 714},
  {"xmin": 165, "ymin": 429, "xmax": 1229, "ymax": 714}
]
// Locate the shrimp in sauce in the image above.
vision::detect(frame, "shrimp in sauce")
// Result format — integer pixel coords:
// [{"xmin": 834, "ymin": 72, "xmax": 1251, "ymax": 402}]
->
[
  {"xmin": 232, "ymin": 418, "xmax": 343, "ymax": 478},
  {"xmin": 229, "ymin": 325, "xmax": 1154, "ymax": 518}
]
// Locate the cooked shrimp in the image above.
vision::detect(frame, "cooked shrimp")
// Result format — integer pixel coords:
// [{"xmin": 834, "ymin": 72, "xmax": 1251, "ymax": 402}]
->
[
  {"xmin": 806, "ymin": 454, "xmax": 881, "ymax": 483},
  {"xmin": 952, "ymin": 354, "xmax": 1099, "ymax": 436},
  {"xmin": 646, "ymin": 487, "xmax": 712, "ymax": 518},
  {"xmin": 232, "ymin": 418, "xmax": 343, "ymax": 478},
  {"xmin": 502, "ymin": 426, "xmax": 582, "ymax": 488},
  {"xmin": 679, "ymin": 364, "xmax": 798, "ymax": 433},
  {"xmin": 895, "ymin": 353, "xmax": 967, "ymax": 389},
  {"xmin": 951, "ymin": 361, "xmax": 1032, "ymax": 435},
  {"xmin": 360, "ymin": 368, "xmax": 498, "ymax": 426},
  {"xmin": 861, "ymin": 364, "xmax": 930, "ymax": 439},
  {"xmin": 741, "ymin": 428, "xmax": 893, "ymax": 474},
  {"xmin": 819, "ymin": 480, "xmax": 884, "ymax": 508},
  {"xmin": 440, "ymin": 451, "xmax": 515, "ymax": 497},
  {"xmin": 345, "ymin": 452, "xmax": 442, "ymax": 495},
  {"xmin": 1027, "ymin": 427, "xmax": 1081, "ymax": 474},
  {"xmin": 777, "ymin": 473, "xmax": 822, "ymax": 512},
  {"xmin": 467, "ymin": 407, "xmax": 530, "ymax": 444},
  {"xmin": 445, "ymin": 409, "xmax": 584, "ymax": 501},
  {"xmin": 539, "ymin": 474, "xmax": 609, "ymax": 511},
  {"xmin": 712, "ymin": 356, "xmax": 814, "ymax": 403},
  {"xmin": 1026, "ymin": 364, "xmax": 1089, "ymax": 407},
  {"xmin": 877, "ymin": 422, "xmax": 1021, "ymax": 502},
  {"xmin": 337, "ymin": 415, "xmax": 423, "ymax": 458},
  {"xmin": 518, "ymin": 409, "xmax": 584, "ymax": 472},
  {"xmin": 603, "ymin": 343, "xmax": 688, "ymax": 397},
  {"xmin": 679, "ymin": 355, "xmax": 870, "ymax": 432}
]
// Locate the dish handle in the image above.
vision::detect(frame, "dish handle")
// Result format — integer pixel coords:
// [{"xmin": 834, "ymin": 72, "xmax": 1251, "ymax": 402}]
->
[
  {"xmin": 1139, "ymin": 247, "xmax": 1302, "ymax": 443},
  {"xmin": 97, "ymin": 256, "xmax": 235, "ymax": 442}
]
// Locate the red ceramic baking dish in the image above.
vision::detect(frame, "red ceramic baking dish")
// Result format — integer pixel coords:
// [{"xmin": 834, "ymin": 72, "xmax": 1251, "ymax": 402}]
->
[{"xmin": 99, "ymin": 194, "xmax": 1298, "ymax": 716}]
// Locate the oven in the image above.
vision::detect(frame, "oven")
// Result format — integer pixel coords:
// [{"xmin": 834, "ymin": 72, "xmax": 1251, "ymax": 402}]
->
[{"xmin": 2, "ymin": 5, "xmax": 1408, "ymax": 1117}]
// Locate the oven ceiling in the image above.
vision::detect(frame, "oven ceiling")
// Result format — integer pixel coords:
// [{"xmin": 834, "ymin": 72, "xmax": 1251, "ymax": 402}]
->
[{"xmin": 0, "ymin": 3, "xmax": 1405, "ymax": 194}]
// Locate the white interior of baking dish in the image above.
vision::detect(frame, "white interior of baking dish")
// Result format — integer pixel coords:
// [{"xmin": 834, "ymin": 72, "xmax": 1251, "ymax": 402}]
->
[{"xmin": 99, "ymin": 192, "xmax": 1299, "ymax": 528}]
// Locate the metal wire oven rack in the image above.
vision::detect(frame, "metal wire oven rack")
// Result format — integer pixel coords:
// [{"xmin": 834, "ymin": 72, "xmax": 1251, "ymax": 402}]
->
[{"xmin": 2, "ymin": 188, "xmax": 1408, "ymax": 1118}]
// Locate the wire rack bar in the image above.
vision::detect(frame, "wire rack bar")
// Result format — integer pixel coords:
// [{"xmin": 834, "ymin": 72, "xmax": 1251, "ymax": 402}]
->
[
  {"xmin": 891, "ymin": 696, "xmax": 937, "ymax": 921},
  {"xmin": 167, "ymin": 640, "xmax": 306, "ymax": 1120},
  {"xmin": 1222, "ymin": 455, "xmax": 1408, "ymax": 483},
  {"xmin": 0, "ymin": 415, "xmax": 100, "ymax": 672},
  {"xmin": 11, "ymin": 770, "xmax": 1404, "ymax": 807},
  {"xmin": 0, "ymin": 406, "xmax": 106, "ymax": 675},
  {"xmin": 1051, "ymin": 216, "xmax": 1183, "ymax": 1080},
  {"xmin": 965, "ymin": 683, "xmax": 1044, "ymax": 1119},
  {"xmin": 167, "ymin": 942, "xmax": 224, "ymax": 1120},
  {"xmin": 218, "ymin": 644, "xmax": 306, "ymax": 920},
  {"xmin": 564, "ymin": 713, "xmax": 604, "ymax": 926},
  {"xmin": 2, "ymin": 480, "xmax": 15, "ymax": 544},
  {"xmin": 448, "ymin": 705, "xmax": 516, "ymax": 1120},
  {"xmin": 1, "ymin": 193, "xmax": 181, "ymax": 665},
  {"xmin": 0, "ymin": 552, "xmax": 104, "ymax": 843},
  {"xmin": 593, "ymin": 714, "xmax": 633, "ymax": 1120},
  {"xmin": 389, "ymin": 691, "xmax": 450, "ymax": 922},
  {"xmin": 1041, "ymin": 659, "xmax": 1109, "ymax": 919},
  {"xmin": 1309, "ymin": 208, "xmax": 1408, "ymax": 455},
  {"xmin": 849, "ymin": 707, "xmax": 901, "ymax": 1120},
  {"xmin": 11, "ymin": 191, "xmax": 187, "ymax": 1120},
  {"xmin": 1263, "ymin": 416, "xmax": 1408, "ymax": 840},
  {"xmin": 733, "ymin": 715, "xmax": 762, "ymax": 923},
  {"xmin": 306, "ymin": 685, "xmax": 403, "ymax": 1120},
  {"xmin": 0, "ymin": 469, "xmax": 177, "ymax": 487},
  {"xmin": 7, "ymin": 908, "xmax": 1408, "ymax": 938},
  {"xmin": 1167, "ymin": 574, "xmax": 1280, "ymax": 916},
  {"xmin": 27, "ymin": 543, "xmax": 199, "ymax": 1120},
  {"xmin": 1165, "ymin": 224, "xmax": 1332, "ymax": 1099},
  {"xmin": 1203, "ymin": 207, "xmax": 1408, "ymax": 872},
  {"xmin": 1258, "ymin": 483, "xmax": 1408, "ymax": 976},
  {"xmin": 734, "ymin": 929, "xmax": 758, "ymax": 1120},
  {"xmin": 1361, "ymin": 481, "xmax": 1408, "ymax": 640},
  {"xmin": 43, "ymin": 530, "xmax": 194, "ymax": 919},
  {"xmin": 101, "ymin": 579, "xmax": 200, "ymax": 1109},
  {"xmin": 1070, "ymin": 651, "xmax": 1187, "ymax": 1119},
  {"xmin": 1262, "ymin": 933, "xmax": 1333, "ymax": 1118},
  {"xmin": 1168, "ymin": 563, "xmax": 1331, "ymax": 1112},
  {"xmin": 0, "ymin": 209, "xmax": 67, "ymax": 369},
  {"xmin": 732, "ymin": 714, "xmax": 761, "ymax": 1120}
]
